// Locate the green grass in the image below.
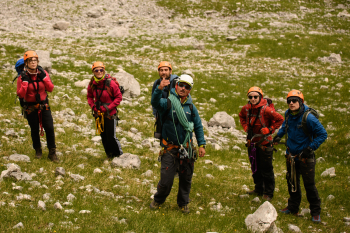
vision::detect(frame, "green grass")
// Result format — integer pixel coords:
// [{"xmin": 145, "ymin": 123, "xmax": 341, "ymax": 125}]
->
[{"xmin": 1, "ymin": 0, "xmax": 350, "ymax": 232}]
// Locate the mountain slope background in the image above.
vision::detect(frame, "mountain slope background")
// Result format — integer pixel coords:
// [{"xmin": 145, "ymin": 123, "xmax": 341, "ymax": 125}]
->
[{"xmin": 0, "ymin": 0, "xmax": 349, "ymax": 232}]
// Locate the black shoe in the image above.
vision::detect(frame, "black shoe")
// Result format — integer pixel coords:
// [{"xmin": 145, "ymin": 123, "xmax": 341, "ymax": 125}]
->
[
  {"xmin": 48, "ymin": 148, "xmax": 59, "ymax": 163},
  {"xmin": 247, "ymin": 190, "xmax": 263, "ymax": 196},
  {"xmin": 150, "ymin": 200, "xmax": 161, "ymax": 210},
  {"xmin": 179, "ymin": 205, "xmax": 190, "ymax": 214},
  {"xmin": 35, "ymin": 148, "xmax": 42, "ymax": 159}
]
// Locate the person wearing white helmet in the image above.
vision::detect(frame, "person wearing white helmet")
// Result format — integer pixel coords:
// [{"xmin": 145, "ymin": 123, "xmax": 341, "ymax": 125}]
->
[{"xmin": 150, "ymin": 74, "xmax": 206, "ymax": 214}]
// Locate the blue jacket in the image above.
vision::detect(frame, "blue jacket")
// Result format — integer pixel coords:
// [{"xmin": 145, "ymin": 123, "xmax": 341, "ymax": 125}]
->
[
  {"xmin": 151, "ymin": 74, "xmax": 178, "ymax": 117},
  {"xmin": 151, "ymin": 87, "xmax": 206, "ymax": 147},
  {"xmin": 277, "ymin": 104, "xmax": 327, "ymax": 155}
]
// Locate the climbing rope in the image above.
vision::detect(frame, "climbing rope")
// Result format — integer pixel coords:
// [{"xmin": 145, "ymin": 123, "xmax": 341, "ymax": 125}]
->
[
  {"xmin": 95, "ymin": 112, "xmax": 104, "ymax": 134},
  {"xmin": 168, "ymin": 93, "xmax": 194, "ymax": 158}
]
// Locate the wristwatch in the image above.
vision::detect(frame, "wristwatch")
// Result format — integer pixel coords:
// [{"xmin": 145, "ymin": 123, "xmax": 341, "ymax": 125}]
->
[{"xmin": 199, "ymin": 145, "xmax": 206, "ymax": 149}]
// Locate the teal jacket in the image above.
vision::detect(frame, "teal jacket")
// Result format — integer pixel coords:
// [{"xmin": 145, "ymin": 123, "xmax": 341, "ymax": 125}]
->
[{"xmin": 151, "ymin": 87, "xmax": 206, "ymax": 147}]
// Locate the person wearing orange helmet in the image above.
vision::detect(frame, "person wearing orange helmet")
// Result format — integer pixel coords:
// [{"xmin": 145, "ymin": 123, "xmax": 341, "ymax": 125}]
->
[
  {"xmin": 239, "ymin": 86, "xmax": 284, "ymax": 201},
  {"xmin": 16, "ymin": 51, "xmax": 58, "ymax": 162},
  {"xmin": 87, "ymin": 61, "xmax": 123, "ymax": 159},
  {"xmin": 151, "ymin": 61, "xmax": 179, "ymax": 118},
  {"xmin": 273, "ymin": 90, "xmax": 327, "ymax": 222}
]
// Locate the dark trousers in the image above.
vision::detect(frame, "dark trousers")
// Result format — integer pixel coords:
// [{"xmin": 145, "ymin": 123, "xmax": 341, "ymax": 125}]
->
[
  {"xmin": 154, "ymin": 149, "xmax": 194, "ymax": 207},
  {"xmin": 250, "ymin": 144, "xmax": 275, "ymax": 197},
  {"xmin": 286, "ymin": 158, "xmax": 321, "ymax": 216},
  {"xmin": 26, "ymin": 108, "xmax": 56, "ymax": 149},
  {"xmin": 99, "ymin": 117, "xmax": 123, "ymax": 158}
]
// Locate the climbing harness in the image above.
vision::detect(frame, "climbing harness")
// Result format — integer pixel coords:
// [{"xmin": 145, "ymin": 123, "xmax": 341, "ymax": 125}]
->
[
  {"xmin": 168, "ymin": 93, "xmax": 194, "ymax": 159},
  {"xmin": 95, "ymin": 111, "xmax": 104, "ymax": 134}
]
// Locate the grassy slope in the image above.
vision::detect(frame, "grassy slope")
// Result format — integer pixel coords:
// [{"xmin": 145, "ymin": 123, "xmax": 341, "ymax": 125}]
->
[{"xmin": 1, "ymin": 0, "xmax": 350, "ymax": 232}]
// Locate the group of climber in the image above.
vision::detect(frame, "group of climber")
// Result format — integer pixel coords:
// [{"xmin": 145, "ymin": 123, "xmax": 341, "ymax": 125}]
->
[
  {"xmin": 15, "ymin": 51, "xmax": 124, "ymax": 163},
  {"xmin": 239, "ymin": 87, "xmax": 327, "ymax": 223},
  {"xmin": 15, "ymin": 53, "xmax": 327, "ymax": 220}
]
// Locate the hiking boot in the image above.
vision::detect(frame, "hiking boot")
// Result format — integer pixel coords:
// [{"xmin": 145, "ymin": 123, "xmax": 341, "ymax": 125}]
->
[
  {"xmin": 150, "ymin": 200, "xmax": 161, "ymax": 210},
  {"xmin": 48, "ymin": 148, "xmax": 59, "ymax": 163},
  {"xmin": 280, "ymin": 207, "xmax": 300, "ymax": 216},
  {"xmin": 247, "ymin": 190, "xmax": 263, "ymax": 196},
  {"xmin": 263, "ymin": 195, "xmax": 272, "ymax": 201},
  {"xmin": 179, "ymin": 205, "xmax": 190, "ymax": 214},
  {"xmin": 35, "ymin": 148, "xmax": 42, "ymax": 159},
  {"xmin": 312, "ymin": 215, "xmax": 321, "ymax": 223}
]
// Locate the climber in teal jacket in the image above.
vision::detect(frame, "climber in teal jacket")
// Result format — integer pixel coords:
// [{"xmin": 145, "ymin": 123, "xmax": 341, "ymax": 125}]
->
[{"xmin": 150, "ymin": 74, "xmax": 206, "ymax": 214}]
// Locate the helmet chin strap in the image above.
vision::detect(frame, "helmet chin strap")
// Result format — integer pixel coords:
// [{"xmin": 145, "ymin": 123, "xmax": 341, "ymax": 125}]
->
[{"xmin": 25, "ymin": 65, "xmax": 38, "ymax": 74}]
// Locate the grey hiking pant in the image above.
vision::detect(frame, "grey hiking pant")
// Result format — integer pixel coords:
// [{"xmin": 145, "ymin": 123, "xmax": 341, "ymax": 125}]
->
[{"xmin": 154, "ymin": 148, "xmax": 194, "ymax": 207}]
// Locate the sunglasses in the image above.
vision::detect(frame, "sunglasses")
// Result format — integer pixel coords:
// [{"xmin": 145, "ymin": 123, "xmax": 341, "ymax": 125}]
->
[
  {"xmin": 248, "ymin": 96, "xmax": 259, "ymax": 99},
  {"xmin": 94, "ymin": 69, "xmax": 104, "ymax": 73},
  {"xmin": 287, "ymin": 99, "xmax": 299, "ymax": 104},
  {"xmin": 178, "ymin": 83, "xmax": 191, "ymax": 90},
  {"xmin": 28, "ymin": 59, "xmax": 38, "ymax": 63}
]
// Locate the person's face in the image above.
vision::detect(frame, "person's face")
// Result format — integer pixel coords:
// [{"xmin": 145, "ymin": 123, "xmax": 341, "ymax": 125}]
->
[
  {"xmin": 177, "ymin": 82, "xmax": 191, "ymax": 97},
  {"xmin": 26, "ymin": 58, "xmax": 38, "ymax": 70},
  {"xmin": 93, "ymin": 67, "xmax": 105, "ymax": 79},
  {"xmin": 287, "ymin": 98, "xmax": 300, "ymax": 111},
  {"xmin": 248, "ymin": 92, "xmax": 260, "ymax": 105},
  {"xmin": 158, "ymin": 67, "xmax": 171, "ymax": 80}
]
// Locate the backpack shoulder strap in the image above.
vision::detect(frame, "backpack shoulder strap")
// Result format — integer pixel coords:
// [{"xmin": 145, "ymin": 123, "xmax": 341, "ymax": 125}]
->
[
  {"xmin": 189, "ymin": 104, "xmax": 195, "ymax": 117},
  {"xmin": 301, "ymin": 110, "xmax": 313, "ymax": 142},
  {"xmin": 161, "ymin": 98, "xmax": 172, "ymax": 124},
  {"xmin": 259, "ymin": 105, "xmax": 268, "ymax": 128}
]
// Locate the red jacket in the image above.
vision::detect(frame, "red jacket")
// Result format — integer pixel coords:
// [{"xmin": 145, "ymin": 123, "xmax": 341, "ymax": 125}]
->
[
  {"xmin": 17, "ymin": 70, "xmax": 54, "ymax": 102},
  {"xmin": 239, "ymin": 99, "xmax": 284, "ymax": 145},
  {"xmin": 87, "ymin": 75, "xmax": 122, "ymax": 116}
]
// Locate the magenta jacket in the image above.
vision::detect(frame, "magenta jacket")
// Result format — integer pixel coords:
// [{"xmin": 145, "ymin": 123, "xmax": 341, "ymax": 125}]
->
[
  {"xmin": 87, "ymin": 75, "xmax": 122, "ymax": 116},
  {"xmin": 17, "ymin": 70, "xmax": 54, "ymax": 102}
]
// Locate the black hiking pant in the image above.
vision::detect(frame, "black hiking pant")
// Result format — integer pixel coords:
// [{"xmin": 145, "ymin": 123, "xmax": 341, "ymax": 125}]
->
[
  {"xmin": 26, "ymin": 108, "xmax": 56, "ymax": 150},
  {"xmin": 154, "ymin": 148, "xmax": 194, "ymax": 207},
  {"xmin": 99, "ymin": 117, "xmax": 123, "ymax": 158},
  {"xmin": 286, "ymin": 158, "xmax": 321, "ymax": 216},
  {"xmin": 250, "ymin": 144, "xmax": 275, "ymax": 198}
]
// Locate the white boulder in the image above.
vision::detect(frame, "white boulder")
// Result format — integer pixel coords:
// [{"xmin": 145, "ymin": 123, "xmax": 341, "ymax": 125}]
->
[
  {"xmin": 111, "ymin": 153, "xmax": 141, "ymax": 169},
  {"xmin": 208, "ymin": 111, "xmax": 236, "ymax": 128},
  {"xmin": 245, "ymin": 201, "xmax": 278, "ymax": 232}
]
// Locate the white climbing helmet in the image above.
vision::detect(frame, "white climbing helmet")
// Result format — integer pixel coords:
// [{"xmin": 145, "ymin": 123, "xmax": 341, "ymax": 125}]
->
[{"xmin": 178, "ymin": 74, "xmax": 194, "ymax": 88}]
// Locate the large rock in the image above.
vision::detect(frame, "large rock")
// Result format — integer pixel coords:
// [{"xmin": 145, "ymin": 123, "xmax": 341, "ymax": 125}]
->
[
  {"xmin": 321, "ymin": 167, "xmax": 336, "ymax": 177},
  {"xmin": 208, "ymin": 111, "xmax": 236, "ymax": 128},
  {"xmin": 245, "ymin": 201, "xmax": 278, "ymax": 232},
  {"xmin": 107, "ymin": 27, "xmax": 129, "ymax": 38},
  {"xmin": 111, "ymin": 153, "xmax": 141, "ymax": 169},
  {"xmin": 318, "ymin": 53, "xmax": 342, "ymax": 63},
  {"xmin": 113, "ymin": 70, "xmax": 140, "ymax": 98},
  {"xmin": 74, "ymin": 79, "xmax": 91, "ymax": 88},
  {"xmin": 36, "ymin": 50, "xmax": 52, "ymax": 73},
  {"xmin": 53, "ymin": 21, "xmax": 70, "ymax": 31},
  {"xmin": 9, "ymin": 154, "xmax": 31, "ymax": 163},
  {"xmin": 0, "ymin": 163, "xmax": 32, "ymax": 181}
]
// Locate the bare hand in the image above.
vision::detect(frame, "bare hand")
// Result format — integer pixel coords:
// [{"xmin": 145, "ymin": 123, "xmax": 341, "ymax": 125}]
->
[
  {"xmin": 198, "ymin": 147, "xmax": 205, "ymax": 157},
  {"xmin": 158, "ymin": 79, "xmax": 170, "ymax": 90}
]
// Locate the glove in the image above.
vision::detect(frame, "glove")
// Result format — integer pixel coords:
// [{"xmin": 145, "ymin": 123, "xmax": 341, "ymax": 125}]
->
[
  {"xmin": 260, "ymin": 127, "xmax": 270, "ymax": 135},
  {"xmin": 20, "ymin": 71, "xmax": 30, "ymax": 82},
  {"xmin": 301, "ymin": 147, "xmax": 313, "ymax": 159},
  {"xmin": 243, "ymin": 125, "xmax": 248, "ymax": 132},
  {"xmin": 273, "ymin": 135, "xmax": 281, "ymax": 144},
  {"xmin": 93, "ymin": 106, "xmax": 98, "ymax": 112},
  {"xmin": 37, "ymin": 66, "xmax": 46, "ymax": 81},
  {"xmin": 100, "ymin": 106, "xmax": 108, "ymax": 113}
]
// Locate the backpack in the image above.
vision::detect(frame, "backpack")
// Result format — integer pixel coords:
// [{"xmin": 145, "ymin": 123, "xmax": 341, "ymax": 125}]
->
[
  {"xmin": 154, "ymin": 98, "xmax": 194, "ymax": 139},
  {"xmin": 285, "ymin": 107, "xmax": 319, "ymax": 142},
  {"xmin": 105, "ymin": 75, "xmax": 124, "ymax": 96}
]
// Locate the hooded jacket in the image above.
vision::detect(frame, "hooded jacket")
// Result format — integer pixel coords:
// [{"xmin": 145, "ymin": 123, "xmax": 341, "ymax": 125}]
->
[
  {"xmin": 17, "ymin": 70, "xmax": 54, "ymax": 103},
  {"xmin": 276, "ymin": 104, "xmax": 327, "ymax": 155},
  {"xmin": 151, "ymin": 87, "xmax": 205, "ymax": 147},
  {"xmin": 239, "ymin": 98, "xmax": 284, "ymax": 145},
  {"xmin": 87, "ymin": 75, "xmax": 122, "ymax": 116}
]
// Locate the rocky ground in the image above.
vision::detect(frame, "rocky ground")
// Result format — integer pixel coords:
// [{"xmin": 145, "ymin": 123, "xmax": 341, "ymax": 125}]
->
[{"xmin": 0, "ymin": 0, "xmax": 350, "ymax": 232}]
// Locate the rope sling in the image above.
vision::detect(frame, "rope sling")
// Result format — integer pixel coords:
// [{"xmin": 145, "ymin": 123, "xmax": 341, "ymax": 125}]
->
[
  {"xmin": 96, "ymin": 112, "xmax": 104, "ymax": 134},
  {"xmin": 168, "ymin": 93, "xmax": 194, "ymax": 159}
]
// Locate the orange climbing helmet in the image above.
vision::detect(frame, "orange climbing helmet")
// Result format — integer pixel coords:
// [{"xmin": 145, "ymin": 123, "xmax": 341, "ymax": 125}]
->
[
  {"xmin": 92, "ymin": 61, "xmax": 105, "ymax": 71},
  {"xmin": 247, "ymin": 86, "xmax": 263, "ymax": 98},
  {"xmin": 23, "ymin": 51, "xmax": 38, "ymax": 61},
  {"xmin": 287, "ymin": 90, "xmax": 304, "ymax": 102},
  {"xmin": 158, "ymin": 61, "xmax": 172, "ymax": 71}
]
